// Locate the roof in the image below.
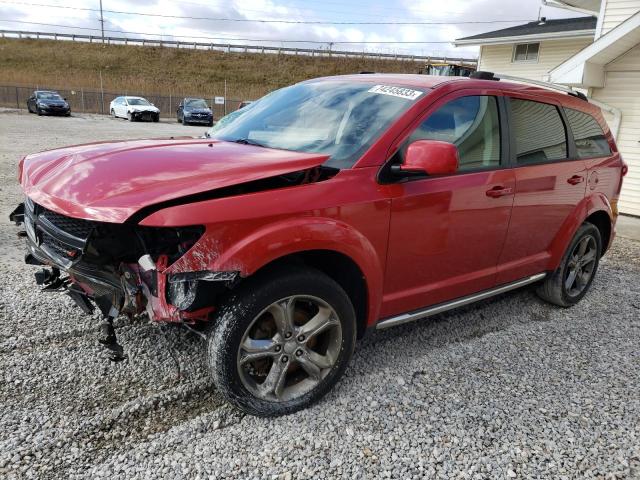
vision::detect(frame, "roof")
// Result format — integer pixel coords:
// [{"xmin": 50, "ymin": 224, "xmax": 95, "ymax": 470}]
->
[
  {"xmin": 308, "ymin": 73, "xmax": 460, "ymax": 89},
  {"xmin": 455, "ymin": 16, "xmax": 596, "ymax": 45}
]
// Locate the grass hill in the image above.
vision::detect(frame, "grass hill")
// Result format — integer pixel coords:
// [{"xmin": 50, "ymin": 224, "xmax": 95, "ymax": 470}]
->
[{"xmin": 0, "ymin": 38, "xmax": 423, "ymax": 100}]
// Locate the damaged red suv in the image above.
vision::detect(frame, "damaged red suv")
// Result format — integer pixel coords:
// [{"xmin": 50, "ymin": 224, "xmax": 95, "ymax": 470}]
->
[{"xmin": 11, "ymin": 73, "xmax": 625, "ymax": 416}]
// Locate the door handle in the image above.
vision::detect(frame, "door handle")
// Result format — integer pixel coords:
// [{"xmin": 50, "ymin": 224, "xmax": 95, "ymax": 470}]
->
[
  {"xmin": 486, "ymin": 186, "xmax": 513, "ymax": 198},
  {"xmin": 567, "ymin": 175, "xmax": 584, "ymax": 185}
]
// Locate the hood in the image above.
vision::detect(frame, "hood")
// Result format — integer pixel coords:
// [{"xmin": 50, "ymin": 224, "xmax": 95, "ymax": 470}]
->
[
  {"xmin": 21, "ymin": 138, "xmax": 329, "ymax": 223},
  {"xmin": 185, "ymin": 108, "xmax": 212, "ymax": 114},
  {"xmin": 130, "ymin": 105, "xmax": 159, "ymax": 112},
  {"xmin": 39, "ymin": 99, "xmax": 67, "ymax": 105}
]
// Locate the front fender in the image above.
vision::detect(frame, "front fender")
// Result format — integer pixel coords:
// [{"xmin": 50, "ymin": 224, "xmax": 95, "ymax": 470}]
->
[
  {"xmin": 165, "ymin": 217, "xmax": 385, "ymax": 327},
  {"xmin": 547, "ymin": 192, "xmax": 613, "ymax": 269}
]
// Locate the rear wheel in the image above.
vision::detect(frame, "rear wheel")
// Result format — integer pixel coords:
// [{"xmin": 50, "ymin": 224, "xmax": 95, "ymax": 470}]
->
[
  {"xmin": 537, "ymin": 222, "xmax": 601, "ymax": 307},
  {"xmin": 206, "ymin": 267, "xmax": 356, "ymax": 416}
]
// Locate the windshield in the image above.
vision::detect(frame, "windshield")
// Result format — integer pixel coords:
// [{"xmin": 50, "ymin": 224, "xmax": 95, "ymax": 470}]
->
[
  {"xmin": 209, "ymin": 81, "xmax": 423, "ymax": 168},
  {"xmin": 185, "ymin": 99, "xmax": 208, "ymax": 109},
  {"xmin": 37, "ymin": 92, "xmax": 62, "ymax": 100},
  {"xmin": 127, "ymin": 98, "xmax": 151, "ymax": 106}
]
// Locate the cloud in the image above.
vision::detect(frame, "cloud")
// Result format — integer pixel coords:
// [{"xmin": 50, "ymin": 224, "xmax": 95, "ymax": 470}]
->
[{"xmin": 0, "ymin": 0, "xmax": 589, "ymax": 57}]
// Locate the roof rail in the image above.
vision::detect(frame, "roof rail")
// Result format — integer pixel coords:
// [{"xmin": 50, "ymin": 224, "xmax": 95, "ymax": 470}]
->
[{"xmin": 471, "ymin": 70, "xmax": 588, "ymax": 100}]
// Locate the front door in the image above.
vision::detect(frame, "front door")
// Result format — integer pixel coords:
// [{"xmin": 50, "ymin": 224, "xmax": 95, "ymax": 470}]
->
[{"xmin": 382, "ymin": 93, "xmax": 515, "ymax": 318}]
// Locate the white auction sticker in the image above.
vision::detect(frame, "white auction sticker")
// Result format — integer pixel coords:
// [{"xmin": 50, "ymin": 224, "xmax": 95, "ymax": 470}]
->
[{"xmin": 368, "ymin": 85, "xmax": 423, "ymax": 100}]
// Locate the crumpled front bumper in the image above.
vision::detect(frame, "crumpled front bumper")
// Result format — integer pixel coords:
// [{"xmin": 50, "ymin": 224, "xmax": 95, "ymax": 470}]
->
[{"xmin": 10, "ymin": 201, "xmax": 232, "ymax": 323}]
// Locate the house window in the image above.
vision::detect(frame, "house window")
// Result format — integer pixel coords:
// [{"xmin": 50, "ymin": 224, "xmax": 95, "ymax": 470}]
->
[{"xmin": 512, "ymin": 43, "xmax": 540, "ymax": 62}]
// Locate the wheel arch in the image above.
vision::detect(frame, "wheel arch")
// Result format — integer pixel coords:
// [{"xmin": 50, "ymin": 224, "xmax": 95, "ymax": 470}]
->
[
  {"xmin": 246, "ymin": 249, "xmax": 370, "ymax": 339},
  {"xmin": 548, "ymin": 193, "xmax": 614, "ymax": 269}
]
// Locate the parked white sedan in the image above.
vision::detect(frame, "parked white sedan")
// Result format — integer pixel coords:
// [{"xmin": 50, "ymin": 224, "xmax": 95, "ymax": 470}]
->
[{"xmin": 109, "ymin": 96, "xmax": 160, "ymax": 122}]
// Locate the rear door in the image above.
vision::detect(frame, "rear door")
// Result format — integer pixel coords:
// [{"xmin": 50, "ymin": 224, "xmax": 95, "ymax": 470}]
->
[
  {"xmin": 381, "ymin": 90, "xmax": 515, "ymax": 318},
  {"xmin": 496, "ymin": 96, "xmax": 587, "ymax": 285}
]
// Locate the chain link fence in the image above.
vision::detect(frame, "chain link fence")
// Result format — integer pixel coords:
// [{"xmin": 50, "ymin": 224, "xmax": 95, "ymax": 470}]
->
[{"xmin": 0, "ymin": 85, "xmax": 244, "ymax": 120}]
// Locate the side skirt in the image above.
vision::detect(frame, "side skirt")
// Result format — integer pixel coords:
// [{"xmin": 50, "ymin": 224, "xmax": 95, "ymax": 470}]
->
[{"xmin": 376, "ymin": 273, "xmax": 547, "ymax": 330}]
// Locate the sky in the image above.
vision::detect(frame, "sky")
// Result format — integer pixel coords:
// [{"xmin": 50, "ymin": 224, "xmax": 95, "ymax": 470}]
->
[{"xmin": 0, "ymin": 0, "xmax": 589, "ymax": 57}]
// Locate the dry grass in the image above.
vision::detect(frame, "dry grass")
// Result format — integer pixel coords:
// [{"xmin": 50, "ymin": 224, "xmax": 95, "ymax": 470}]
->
[{"xmin": 0, "ymin": 38, "xmax": 422, "ymax": 100}]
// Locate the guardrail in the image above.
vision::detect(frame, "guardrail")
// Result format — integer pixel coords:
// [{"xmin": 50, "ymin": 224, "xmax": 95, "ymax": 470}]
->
[{"xmin": 0, "ymin": 29, "xmax": 478, "ymax": 66}]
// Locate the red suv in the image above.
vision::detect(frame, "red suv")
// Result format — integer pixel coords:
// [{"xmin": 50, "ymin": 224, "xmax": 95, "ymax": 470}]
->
[{"xmin": 11, "ymin": 73, "xmax": 625, "ymax": 416}]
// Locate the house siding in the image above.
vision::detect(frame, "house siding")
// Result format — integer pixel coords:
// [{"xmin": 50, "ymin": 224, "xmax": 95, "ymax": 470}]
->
[
  {"xmin": 601, "ymin": 0, "xmax": 640, "ymax": 35},
  {"xmin": 591, "ymin": 43, "xmax": 640, "ymax": 216},
  {"xmin": 478, "ymin": 39, "xmax": 593, "ymax": 81}
]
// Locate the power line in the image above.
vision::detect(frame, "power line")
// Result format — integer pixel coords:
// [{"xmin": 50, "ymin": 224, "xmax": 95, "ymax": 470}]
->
[
  {"xmin": 0, "ymin": 1, "xmax": 536, "ymax": 25},
  {"xmin": 0, "ymin": 20, "xmax": 457, "ymax": 44}
]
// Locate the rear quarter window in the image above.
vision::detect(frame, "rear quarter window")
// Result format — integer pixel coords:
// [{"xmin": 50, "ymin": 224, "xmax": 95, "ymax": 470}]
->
[{"xmin": 564, "ymin": 107, "xmax": 612, "ymax": 158}]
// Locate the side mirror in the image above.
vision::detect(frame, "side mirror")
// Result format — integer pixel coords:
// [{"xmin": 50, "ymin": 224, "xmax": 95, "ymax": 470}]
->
[
  {"xmin": 392, "ymin": 140, "xmax": 459, "ymax": 178},
  {"xmin": 64, "ymin": 98, "xmax": 67, "ymax": 101}
]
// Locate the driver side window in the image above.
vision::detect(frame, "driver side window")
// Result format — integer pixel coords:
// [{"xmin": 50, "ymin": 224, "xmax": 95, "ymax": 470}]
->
[{"xmin": 408, "ymin": 96, "xmax": 502, "ymax": 172}]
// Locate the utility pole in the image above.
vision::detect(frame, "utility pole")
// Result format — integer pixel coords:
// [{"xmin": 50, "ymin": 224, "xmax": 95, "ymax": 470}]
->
[{"xmin": 99, "ymin": 0, "xmax": 105, "ymax": 43}]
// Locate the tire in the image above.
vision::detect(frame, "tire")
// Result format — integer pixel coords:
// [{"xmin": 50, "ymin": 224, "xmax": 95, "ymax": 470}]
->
[
  {"xmin": 37, "ymin": 108, "xmax": 42, "ymax": 116},
  {"xmin": 206, "ymin": 266, "xmax": 356, "ymax": 416},
  {"xmin": 127, "ymin": 112, "xmax": 134, "ymax": 122},
  {"xmin": 153, "ymin": 114, "xmax": 159, "ymax": 123},
  {"xmin": 182, "ymin": 116, "xmax": 188, "ymax": 126},
  {"xmin": 111, "ymin": 109, "xmax": 116, "ymax": 118},
  {"xmin": 536, "ymin": 222, "xmax": 602, "ymax": 307},
  {"xmin": 208, "ymin": 120, "xmax": 214, "ymax": 127}
]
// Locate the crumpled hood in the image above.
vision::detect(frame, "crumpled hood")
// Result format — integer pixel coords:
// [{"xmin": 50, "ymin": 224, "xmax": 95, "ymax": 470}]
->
[{"xmin": 21, "ymin": 138, "xmax": 329, "ymax": 223}]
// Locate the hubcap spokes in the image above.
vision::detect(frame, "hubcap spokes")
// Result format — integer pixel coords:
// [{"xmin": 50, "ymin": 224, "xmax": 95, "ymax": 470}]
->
[
  {"xmin": 565, "ymin": 235, "xmax": 597, "ymax": 296},
  {"xmin": 238, "ymin": 295, "xmax": 342, "ymax": 402}
]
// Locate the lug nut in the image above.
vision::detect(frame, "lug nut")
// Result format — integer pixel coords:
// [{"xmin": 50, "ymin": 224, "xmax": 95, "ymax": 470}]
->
[
  {"xmin": 285, "ymin": 332, "xmax": 292, "ymax": 339},
  {"xmin": 296, "ymin": 349, "xmax": 303, "ymax": 357},
  {"xmin": 281, "ymin": 355, "xmax": 289, "ymax": 363},
  {"xmin": 297, "ymin": 335, "xmax": 305, "ymax": 342},
  {"xmin": 274, "ymin": 345, "xmax": 281, "ymax": 352}
]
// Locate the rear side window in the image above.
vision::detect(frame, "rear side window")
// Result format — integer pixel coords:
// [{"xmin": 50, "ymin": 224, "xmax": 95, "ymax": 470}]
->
[
  {"xmin": 408, "ymin": 96, "xmax": 501, "ymax": 172},
  {"xmin": 564, "ymin": 108, "xmax": 611, "ymax": 158},
  {"xmin": 511, "ymin": 99, "xmax": 567, "ymax": 164}
]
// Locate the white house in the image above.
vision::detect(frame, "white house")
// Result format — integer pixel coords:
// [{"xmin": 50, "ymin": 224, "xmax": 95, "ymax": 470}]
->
[{"xmin": 455, "ymin": 0, "xmax": 640, "ymax": 217}]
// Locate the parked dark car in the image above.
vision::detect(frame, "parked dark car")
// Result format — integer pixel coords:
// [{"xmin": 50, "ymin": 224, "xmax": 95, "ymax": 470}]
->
[
  {"xmin": 177, "ymin": 98, "xmax": 213, "ymax": 126},
  {"xmin": 27, "ymin": 91, "xmax": 71, "ymax": 116}
]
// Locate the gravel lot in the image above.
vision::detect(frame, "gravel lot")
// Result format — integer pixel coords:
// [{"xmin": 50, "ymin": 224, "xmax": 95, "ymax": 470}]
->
[{"xmin": 1, "ymin": 110, "xmax": 639, "ymax": 479}]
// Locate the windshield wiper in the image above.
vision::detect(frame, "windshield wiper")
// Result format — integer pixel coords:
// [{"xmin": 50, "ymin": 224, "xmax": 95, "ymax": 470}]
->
[{"xmin": 233, "ymin": 138, "xmax": 267, "ymax": 148}]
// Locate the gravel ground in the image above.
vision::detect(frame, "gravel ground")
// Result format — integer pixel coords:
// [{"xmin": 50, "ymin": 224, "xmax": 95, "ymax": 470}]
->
[{"xmin": 1, "ymin": 110, "xmax": 639, "ymax": 479}]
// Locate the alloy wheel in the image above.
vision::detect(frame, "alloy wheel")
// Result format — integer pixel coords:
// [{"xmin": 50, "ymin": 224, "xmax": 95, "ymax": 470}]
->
[
  {"xmin": 564, "ymin": 234, "xmax": 598, "ymax": 297},
  {"xmin": 237, "ymin": 295, "xmax": 342, "ymax": 402}
]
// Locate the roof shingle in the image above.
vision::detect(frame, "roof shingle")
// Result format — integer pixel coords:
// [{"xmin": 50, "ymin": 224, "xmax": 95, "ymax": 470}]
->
[{"xmin": 457, "ymin": 16, "xmax": 597, "ymax": 41}]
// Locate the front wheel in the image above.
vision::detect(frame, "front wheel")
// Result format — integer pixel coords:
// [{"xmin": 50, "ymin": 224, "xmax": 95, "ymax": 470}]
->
[
  {"xmin": 537, "ymin": 222, "xmax": 602, "ymax": 307},
  {"xmin": 37, "ymin": 108, "xmax": 42, "ymax": 116},
  {"xmin": 127, "ymin": 112, "xmax": 134, "ymax": 121},
  {"xmin": 206, "ymin": 267, "xmax": 356, "ymax": 416}
]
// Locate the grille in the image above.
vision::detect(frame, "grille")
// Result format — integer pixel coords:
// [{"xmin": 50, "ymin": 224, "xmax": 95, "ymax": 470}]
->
[
  {"xmin": 40, "ymin": 230, "xmax": 79, "ymax": 261},
  {"xmin": 40, "ymin": 207, "xmax": 94, "ymax": 239}
]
